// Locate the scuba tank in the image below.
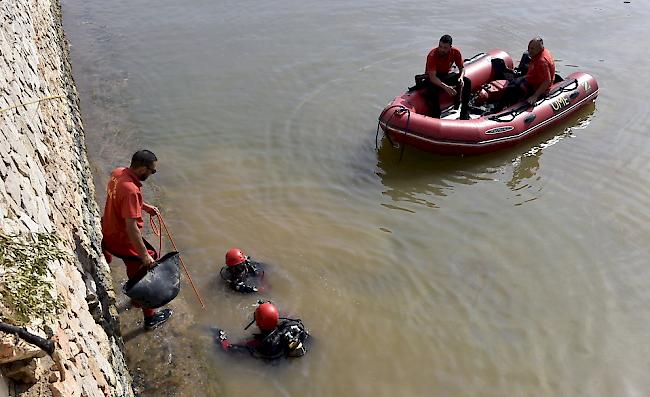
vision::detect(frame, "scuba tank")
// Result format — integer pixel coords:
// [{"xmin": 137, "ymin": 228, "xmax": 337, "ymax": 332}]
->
[{"xmin": 280, "ymin": 319, "xmax": 308, "ymax": 357}]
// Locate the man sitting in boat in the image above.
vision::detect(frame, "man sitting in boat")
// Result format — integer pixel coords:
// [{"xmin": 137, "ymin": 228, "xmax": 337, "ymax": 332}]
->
[
  {"xmin": 499, "ymin": 36, "xmax": 556, "ymax": 108},
  {"xmin": 214, "ymin": 301, "xmax": 309, "ymax": 359},
  {"xmin": 220, "ymin": 248, "xmax": 264, "ymax": 293},
  {"xmin": 423, "ymin": 34, "xmax": 472, "ymax": 120}
]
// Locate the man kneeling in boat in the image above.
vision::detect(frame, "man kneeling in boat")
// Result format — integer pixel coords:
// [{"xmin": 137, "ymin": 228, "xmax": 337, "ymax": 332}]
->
[
  {"xmin": 214, "ymin": 301, "xmax": 309, "ymax": 359},
  {"xmin": 499, "ymin": 36, "xmax": 556, "ymax": 108},
  {"xmin": 220, "ymin": 248, "xmax": 264, "ymax": 293},
  {"xmin": 423, "ymin": 34, "xmax": 472, "ymax": 120}
]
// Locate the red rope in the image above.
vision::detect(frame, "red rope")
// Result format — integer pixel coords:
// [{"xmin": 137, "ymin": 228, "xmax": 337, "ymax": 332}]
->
[
  {"xmin": 149, "ymin": 213, "xmax": 163, "ymax": 256},
  {"xmin": 149, "ymin": 212, "xmax": 206, "ymax": 309}
]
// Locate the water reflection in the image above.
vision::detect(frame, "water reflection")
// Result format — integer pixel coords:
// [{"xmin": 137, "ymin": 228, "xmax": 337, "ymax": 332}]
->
[{"xmin": 376, "ymin": 103, "xmax": 597, "ymax": 209}]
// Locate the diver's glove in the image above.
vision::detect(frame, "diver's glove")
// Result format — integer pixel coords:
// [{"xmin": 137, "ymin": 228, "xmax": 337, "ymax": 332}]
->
[
  {"xmin": 215, "ymin": 329, "xmax": 231, "ymax": 350},
  {"xmin": 218, "ymin": 330, "xmax": 228, "ymax": 342}
]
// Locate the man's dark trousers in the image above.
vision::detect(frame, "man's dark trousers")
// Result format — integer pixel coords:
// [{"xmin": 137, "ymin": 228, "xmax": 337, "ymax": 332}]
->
[{"xmin": 423, "ymin": 72, "xmax": 472, "ymax": 118}]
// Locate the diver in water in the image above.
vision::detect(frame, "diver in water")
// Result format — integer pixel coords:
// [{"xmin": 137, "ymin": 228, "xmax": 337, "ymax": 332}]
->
[
  {"xmin": 214, "ymin": 301, "xmax": 309, "ymax": 359},
  {"xmin": 220, "ymin": 248, "xmax": 264, "ymax": 293}
]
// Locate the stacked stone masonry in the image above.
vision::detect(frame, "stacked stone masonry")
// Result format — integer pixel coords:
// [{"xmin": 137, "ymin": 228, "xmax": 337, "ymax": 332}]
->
[{"xmin": 1, "ymin": 0, "xmax": 133, "ymax": 395}]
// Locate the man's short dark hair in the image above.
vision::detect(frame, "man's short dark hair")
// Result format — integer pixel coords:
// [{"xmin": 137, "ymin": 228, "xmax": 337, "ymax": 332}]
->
[
  {"xmin": 130, "ymin": 150, "xmax": 157, "ymax": 168},
  {"xmin": 440, "ymin": 34, "xmax": 453, "ymax": 45}
]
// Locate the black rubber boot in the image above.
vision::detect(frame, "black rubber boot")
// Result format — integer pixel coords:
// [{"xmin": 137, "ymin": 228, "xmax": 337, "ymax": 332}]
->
[{"xmin": 144, "ymin": 308, "xmax": 173, "ymax": 330}]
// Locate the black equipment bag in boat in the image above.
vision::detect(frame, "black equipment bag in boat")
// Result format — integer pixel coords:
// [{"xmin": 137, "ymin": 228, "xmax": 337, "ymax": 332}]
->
[{"xmin": 123, "ymin": 251, "xmax": 181, "ymax": 309}]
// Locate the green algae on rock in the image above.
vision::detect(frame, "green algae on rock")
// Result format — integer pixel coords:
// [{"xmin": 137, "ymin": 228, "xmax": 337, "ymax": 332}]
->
[{"xmin": 0, "ymin": 232, "xmax": 67, "ymax": 326}]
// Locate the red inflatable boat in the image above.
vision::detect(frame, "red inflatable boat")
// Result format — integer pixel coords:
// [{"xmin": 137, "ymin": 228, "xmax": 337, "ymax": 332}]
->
[{"xmin": 377, "ymin": 49, "xmax": 599, "ymax": 155}]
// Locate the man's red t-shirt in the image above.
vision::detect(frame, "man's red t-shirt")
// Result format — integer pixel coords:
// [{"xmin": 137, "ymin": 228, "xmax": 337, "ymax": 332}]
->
[
  {"xmin": 526, "ymin": 48, "xmax": 555, "ymax": 89},
  {"xmin": 425, "ymin": 46, "xmax": 464, "ymax": 74},
  {"xmin": 101, "ymin": 167, "xmax": 144, "ymax": 255}
]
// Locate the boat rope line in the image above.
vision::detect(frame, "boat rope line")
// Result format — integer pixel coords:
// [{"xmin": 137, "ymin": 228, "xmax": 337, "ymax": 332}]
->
[
  {"xmin": 378, "ymin": 89, "xmax": 598, "ymax": 148},
  {"xmin": 399, "ymin": 107, "xmax": 410, "ymax": 161},
  {"xmin": 0, "ymin": 95, "xmax": 65, "ymax": 115},
  {"xmin": 376, "ymin": 104, "xmax": 412, "ymax": 161},
  {"xmin": 376, "ymin": 104, "xmax": 404, "ymax": 149}
]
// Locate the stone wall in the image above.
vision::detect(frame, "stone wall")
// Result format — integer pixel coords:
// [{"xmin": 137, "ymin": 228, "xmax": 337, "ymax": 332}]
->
[{"xmin": 1, "ymin": 0, "xmax": 133, "ymax": 396}]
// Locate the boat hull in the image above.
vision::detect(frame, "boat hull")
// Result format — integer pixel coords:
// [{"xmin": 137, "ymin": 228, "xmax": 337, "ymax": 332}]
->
[{"xmin": 378, "ymin": 51, "xmax": 599, "ymax": 155}]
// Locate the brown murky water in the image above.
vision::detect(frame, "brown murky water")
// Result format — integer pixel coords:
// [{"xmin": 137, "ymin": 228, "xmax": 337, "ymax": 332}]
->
[{"xmin": 62, "ymin": 0, "xmax": 650, "ymax": 395}]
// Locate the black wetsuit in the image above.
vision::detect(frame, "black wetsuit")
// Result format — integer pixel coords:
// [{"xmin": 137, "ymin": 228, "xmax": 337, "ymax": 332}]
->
[
  {"xmin": 217, "ymin": 319, "xmax": 309, "ymax": 359},
  {"xmin": 220, "ymin": 260, "xmax": 262, "ymax": 293}
]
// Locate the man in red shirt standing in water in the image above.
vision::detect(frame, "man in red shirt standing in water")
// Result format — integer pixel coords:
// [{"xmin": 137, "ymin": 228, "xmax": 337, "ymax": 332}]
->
[
  {"xmin": 500, "ymin": 36, "xmax": 556, "ymax": 108},
  {"xmin": 423, "ymin": 34, "xmax": 472, "ymax": 120},
  {"xmin": 101, "ymin": 150, "xmax": 173, "ymax": 330}
]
